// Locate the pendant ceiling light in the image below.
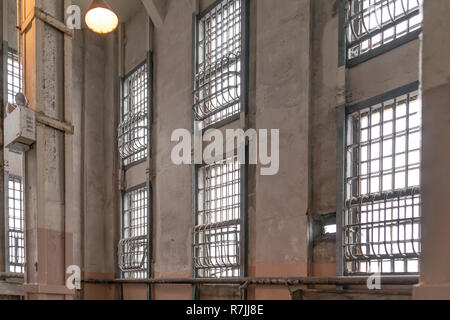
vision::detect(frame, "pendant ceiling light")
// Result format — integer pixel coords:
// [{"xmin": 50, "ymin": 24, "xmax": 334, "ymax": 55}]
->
[{"xmin": 85, "ymin": 0, "xmax": 119, "ymax": 34}]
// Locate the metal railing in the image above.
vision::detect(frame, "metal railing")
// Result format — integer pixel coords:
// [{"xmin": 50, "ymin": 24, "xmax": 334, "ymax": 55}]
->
[
  {"xmin": 0, "ymin": 273, "xmax": 24, "ymax": 281},
  {"xmin": 83, "ymin": 275, "xmax": 419, "ymax": 287}
]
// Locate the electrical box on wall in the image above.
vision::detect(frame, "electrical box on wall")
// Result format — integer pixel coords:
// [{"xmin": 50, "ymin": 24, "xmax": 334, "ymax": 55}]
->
[{"xmin": 5, "ymin": 106, "xmax": 36, "ymax": 153}]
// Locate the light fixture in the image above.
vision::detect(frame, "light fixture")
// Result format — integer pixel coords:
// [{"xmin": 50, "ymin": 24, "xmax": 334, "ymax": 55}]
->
[{"xmin": 85, "ymin": 0, "xmax": 119, "ymax": 34}]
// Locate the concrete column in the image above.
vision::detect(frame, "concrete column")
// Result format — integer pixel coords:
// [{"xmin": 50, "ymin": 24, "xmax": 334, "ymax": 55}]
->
[
  {"xmin": 153, "ymin": 0, "xmax": 193, "ymax": 300},
  {"xmin": 21, "ymin": 0, "xmax": 74, "ymax": 299},
  {"xmin": 414, "ymin": 0, "xmax": 450, "ymax": 300},
  {"xmin": 249, "ymin": 0, "xmax": 311, "ymax": 300},
  {"xmin": 0, "ymin": 0, "xmax": 6, "ymax": 275}
]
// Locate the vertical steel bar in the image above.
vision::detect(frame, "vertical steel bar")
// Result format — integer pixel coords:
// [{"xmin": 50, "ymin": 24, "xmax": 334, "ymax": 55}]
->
[{"xmin": 336, "ymin": 104, "xmax": 346, "ymax": 277}]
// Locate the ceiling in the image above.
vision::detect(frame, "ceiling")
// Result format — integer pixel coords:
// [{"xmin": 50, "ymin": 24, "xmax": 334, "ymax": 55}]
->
[{"xmin": 74, "ymin": 0, "xmax": 144, "ymax": 23}]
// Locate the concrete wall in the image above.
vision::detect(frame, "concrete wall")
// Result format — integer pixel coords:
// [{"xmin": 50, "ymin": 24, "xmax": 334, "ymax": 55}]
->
[
  {"xmin": 248, "ymin": 0, "xmax": 311, "ymax": 300},
  {"xmin": 414, "ymin": 0, "xmax": 450, "ymax": 300},
  {"xmin": 152, "ymin": 0, "xmax": 193, "ymax": 300},
  {"xmin": 79, "ymin": 0, "xmax": 421, "ymax": 300},
  {"xmin": 309, "ymin": 0, "xmax": 420, "ymax": 283},
  {"xmin": 8, "ymin": 0, "xmax": 429, "ymax": 300},
  {"xmin": 310, "ymin": 0, "xmax": 340, "ymax": 278},
  {"xmin": 22, "ymin": 0, "xmax": 68, "ymax": 299},
  {"xmin": 69, "ymin": 21, "xmax": 120, "ymax": 300},
  {"xmin": 71, "ymin": 27, "xmax": 122, "ymax": 300}
]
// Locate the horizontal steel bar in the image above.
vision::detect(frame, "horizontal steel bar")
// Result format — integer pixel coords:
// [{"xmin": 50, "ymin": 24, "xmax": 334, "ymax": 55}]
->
[
  {"xmin": 347, "ymin": 29, "xmax": 421, "ymax": 68},
  {"xmin": 346, "ymin": 187, "xmax": 421, "ymax": 207},
  {"xmin": 346, "ymin": 9, "xmax": 421, "ymax": 47},
  {"xmin": 346, "ymin": 81, "xmax": 420, "ymax": 115},
  {"xmin": 83, "ymin": 276, "xmax": 419, "ymax": 286},
  {"xmin": 0, "ymin": 273, "xmax": 25, "ymax": 281}
]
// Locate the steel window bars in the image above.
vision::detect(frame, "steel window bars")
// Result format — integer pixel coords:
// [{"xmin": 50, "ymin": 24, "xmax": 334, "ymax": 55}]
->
[
  {"xmin": 6, "ymin": 176, "xmax": 25, "ymax": 274},
  {"xmin": 194, "ymin": 156, "xmax": 242, "ymax": 278},
  {"xmin": 119, "ymin": 185, "xmax": 150, "ymax": 279},
  {"xmin": 345, "ymin": 0, "xmax": 422, "ymax": 61},
  {"xmin": 118, "ymin": 61, "xmax": 150, "ymax": 167},
  {"xmin": 344, "ymin": 88, "xmax": 421, "ymax": 275},
  {"xmin": 194, "ymin": 0, "xmax": 243, "ymax": 129},
  {"xmin": 7, "ymin": 49, "xmax": 22, "ymax": 104}
]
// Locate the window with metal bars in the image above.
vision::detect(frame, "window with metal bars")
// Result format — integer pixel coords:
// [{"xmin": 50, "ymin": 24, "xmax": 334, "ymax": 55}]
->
[
  {"xmin": 6, "ymin": 175, "xmax": 25, "ymax": 274},
  {"xmin": 118, "ymin": 184, "xmax": 150, "ymax": 279},
  {"xmin": 193, "ymin": 0, "xmax": 244, "ymax": 129},
  {"xmin": 344, "ymin": 86, "xmax": 421, "ymax": 275},
  {"xmin": 344, "ymin": 0, "xmax": 422, "ymax": 62},
  {"xmin": 194, "ymin": 156, "xmax": 242, "ymax": 278},
  {"xmin": 118, "ymin": 61, "xmax": 150, "ymax": 167},
  {"xmin": 7, "ymin": 49, "xmax": 22, "ymax": 104}
]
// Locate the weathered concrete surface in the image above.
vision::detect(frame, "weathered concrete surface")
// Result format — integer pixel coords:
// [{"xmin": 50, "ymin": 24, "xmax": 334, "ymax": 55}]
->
[
  {"xmin": 82, "ymin": 30, "xmax": 107, "ymax": 277},
  {"xmin": 12, "ymin": 0, "xmax": 434, "ymax": 301},
  {"xmin": 22, "ymin": 0, "xmax": 70, "ymax": 299},
  {"xmin": 124, "ymin": 9, "xmax": 149, "ymax": 75},
  {"xmin": 311, "ymin": 0, "xmax": 339, "ymax": 219},
  {"xmin": 6, "ymin": 0, "xmax": 18, "ymax": 50},
  {"xmin": 0, "ymin": 0, "xmax": 7, "ymax": 275},
  {"xmin": 248, "ymin": 0, "xmax": 311, "ymax": 300},
  {"xmin": 141, "ymin": 0, "xmax": 166, "ymax": 28},
  {"xmin": 72, "ymin": 27, "xmax": 120, "ymax": 299},
  {"xmin": 122, "ymin": 284, "xmax": 147, "ymax": 300},
  {"xmin": 414, "ymin": 0, "xmax": 450, "ymax": 299},
  {"xmin": 347, "ymin": 40, "xmax": 420, "ymax": 105},
  {"xmin": 152, "ymin": 0, "xmax": 193, "ymax": 300},
  {"xmin": 82, "ymin": 273, "xmax": 118, "ymax": 300},
  {"xmin": 71, "ymin": 25, "xmax": 85, "ymax": 291},
  {"xmin": 312, "ymin": 237, "xmax": 336, "ymax": 279}
]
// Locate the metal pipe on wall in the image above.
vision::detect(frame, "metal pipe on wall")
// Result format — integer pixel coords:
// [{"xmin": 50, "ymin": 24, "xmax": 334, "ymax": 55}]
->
[
  {"xmin": 0, "ymin": 272, "xmax": 25, "ymax": 280},
  {"xmin": 83, "ymin": 276, "xmax": 420, "ymax": 286}
]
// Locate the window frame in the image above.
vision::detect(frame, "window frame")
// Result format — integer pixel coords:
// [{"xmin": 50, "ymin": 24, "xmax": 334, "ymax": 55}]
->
[
  {"xmin": 118, "ymin": 53, "xmax": 152, "ymax": 170},
  {"xmin": 118, "ymin": 182, "xmax": 152, "ymax": 280},
  {"xmin": 192, "ymin": 150, "xmax": 248, "ymax": 282},
  {"xmin": 4, "ymin": 173, "xmax": 25, "ymax": 274},
  {"xmin": 339, "ymin": 0, "xmax": 422, "ymax": 68},
  {"xmin": 192, "ymin": 0, "xmax": 249, "ymax": 299},
  {"xmin": 337, "ymin": 81, "xmax": 422, "ymax": 276},
  {"xmin": 192, "ymin": 0, "xmax": 249, "ymax": 130},
  {"xmin": 6, "ymin": 48, "xmax": 23, "ymax": 104}
]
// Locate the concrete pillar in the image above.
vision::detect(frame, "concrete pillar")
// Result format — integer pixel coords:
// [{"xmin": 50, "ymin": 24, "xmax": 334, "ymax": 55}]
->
[
  {"xmin": 0, "ymin": 0, "xmax": 6, "ymax": 275},
  {"xmin": 414, "ymin": 0, "xmax": 450, "ymax": 300},
  {"xmin": 21, "ymin": 0, "xmax": 74, "ymax": 299},
  {"xmin": 249, "ymin": 0, "xmax": 311, "ymax": 300},
  {"xmin": 152, "ymin": 0, "xmax": 193, "ymax": 300}
]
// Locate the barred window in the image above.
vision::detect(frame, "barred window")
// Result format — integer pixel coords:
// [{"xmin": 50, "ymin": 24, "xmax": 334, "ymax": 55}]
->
[
  {"xmin": 194, "ymin": 0, "xmax": 243, "ymax": 128},
  {"xmin": 118, "ymin": 62, "xmax": 149, "ymax": 167},
  {"xmin": 345, "ymin": 0, "xmax": 422, "ymax": 61},
  {"xmin": 7, "ymin": 49, "xmax": 22, "ymax": 104},
  {"xmin": 6, "ymin": 176, "xmax": 25, "ymax": 274},
  {"xmin": 194, "ymin": 156, "xmax": 241, "ymax": 278},
  {"xmin": 344, "ymin": 88, "xmax": 421, "ymax": 275},
  {"xmin": 118, "ymin": 185, "xmax": 150, "ymax": 279}
]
